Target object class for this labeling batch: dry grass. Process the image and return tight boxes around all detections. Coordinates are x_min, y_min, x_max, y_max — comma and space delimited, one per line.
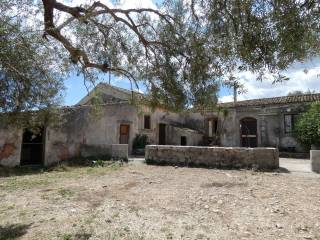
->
0, 162, 319, 239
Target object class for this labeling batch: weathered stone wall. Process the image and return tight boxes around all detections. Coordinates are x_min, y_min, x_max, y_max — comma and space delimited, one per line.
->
45, 103, 139, 166
145, 145, 279, 169
166, 126, 203, 146
311, 150, 320, 173
137, 106, 186, 145
111, 144, 128, 160
195, 103, 308, 152
0, 128, 22, 167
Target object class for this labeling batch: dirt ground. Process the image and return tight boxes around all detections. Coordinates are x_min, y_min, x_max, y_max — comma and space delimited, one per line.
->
0, 160, 319, 240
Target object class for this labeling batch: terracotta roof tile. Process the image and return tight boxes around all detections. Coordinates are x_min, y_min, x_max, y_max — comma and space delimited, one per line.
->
219, 93, 320, 108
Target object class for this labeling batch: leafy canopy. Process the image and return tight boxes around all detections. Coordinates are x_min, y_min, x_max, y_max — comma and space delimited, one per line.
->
1, 0, 320, 112
0, 0, 65, 114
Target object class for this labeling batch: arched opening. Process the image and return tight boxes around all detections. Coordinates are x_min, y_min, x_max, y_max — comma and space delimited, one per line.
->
240, 117, 257, 147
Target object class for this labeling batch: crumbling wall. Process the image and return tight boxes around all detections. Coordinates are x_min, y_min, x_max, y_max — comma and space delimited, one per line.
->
0, 128, 22, 167
111, 144, 128, 160
45, 103, 139, 166
146, 145, 279, 169
166, 126, 203, 146
137, 106, 186, 144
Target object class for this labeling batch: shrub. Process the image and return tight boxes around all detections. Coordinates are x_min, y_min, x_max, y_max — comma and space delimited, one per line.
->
132, 134, 148, 149
294, 102, 320, 149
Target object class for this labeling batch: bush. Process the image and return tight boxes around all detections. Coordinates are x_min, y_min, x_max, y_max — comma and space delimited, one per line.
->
132, 134, 148, 149
294, 102, 320, 149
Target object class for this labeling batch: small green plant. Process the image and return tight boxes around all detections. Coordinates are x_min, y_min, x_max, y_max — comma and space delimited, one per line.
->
61, 234, 72, 240
294, 102, 320, 149
92, 159, 105, 167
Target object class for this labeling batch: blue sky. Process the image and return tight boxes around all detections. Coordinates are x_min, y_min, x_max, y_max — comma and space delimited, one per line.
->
63, 73, 232, 106
64, 57, 320, 106
63, 74, 229, 105
62, 0, 320, 105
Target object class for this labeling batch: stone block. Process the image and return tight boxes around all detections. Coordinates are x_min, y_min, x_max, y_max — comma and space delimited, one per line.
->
145, 145, 278, 170
112, 144, 128, 160
254, 148, 279, 169
311, 150, 320, 173
80, 144, 111, 158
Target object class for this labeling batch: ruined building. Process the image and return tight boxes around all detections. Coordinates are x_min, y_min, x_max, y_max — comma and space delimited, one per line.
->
1, 83, 319, 166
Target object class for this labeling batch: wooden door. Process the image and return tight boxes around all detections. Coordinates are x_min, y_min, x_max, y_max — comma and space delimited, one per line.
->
159, 123, 166, 145
240, 118, 257, 147
119, 124, 130, 144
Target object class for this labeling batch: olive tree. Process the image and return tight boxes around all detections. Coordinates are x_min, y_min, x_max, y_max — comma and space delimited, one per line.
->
1, 0, 320, 113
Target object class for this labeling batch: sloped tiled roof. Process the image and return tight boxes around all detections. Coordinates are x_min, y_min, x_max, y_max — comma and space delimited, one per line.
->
219, 93, 320, 108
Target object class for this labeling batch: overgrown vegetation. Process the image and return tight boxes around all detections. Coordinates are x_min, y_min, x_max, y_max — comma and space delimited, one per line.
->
0, 155, 122, 178
294, 102, 320, 149
133, 134, 149, 149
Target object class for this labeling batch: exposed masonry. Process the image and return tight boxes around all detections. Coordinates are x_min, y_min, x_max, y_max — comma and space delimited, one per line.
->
0, 83, 318, 167
311, 150, 320, 173
145, 145, 279, 170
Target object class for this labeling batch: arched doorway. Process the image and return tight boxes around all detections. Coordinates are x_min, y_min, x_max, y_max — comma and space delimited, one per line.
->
240, 118, 257, 147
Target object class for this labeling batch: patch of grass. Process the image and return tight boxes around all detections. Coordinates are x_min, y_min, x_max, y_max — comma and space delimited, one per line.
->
57, 188, 74, 198
0, 204, 15, 213
61, 234, 72, 240
0, 165, 44, 178
18, 209, 28, 218
0, 162, 123, 192
0, 155, 114, 178
64, 155, 112, 167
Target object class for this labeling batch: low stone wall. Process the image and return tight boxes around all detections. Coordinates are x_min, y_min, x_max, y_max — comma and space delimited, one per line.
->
311, 150, 320, 173
111, 144, 128, 160
145, 145, 279, 169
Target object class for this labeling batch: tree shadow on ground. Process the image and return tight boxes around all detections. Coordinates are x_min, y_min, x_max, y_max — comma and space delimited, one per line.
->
0, 165, 45, 178
0, 223, 31, 240
276, 167, 291, 173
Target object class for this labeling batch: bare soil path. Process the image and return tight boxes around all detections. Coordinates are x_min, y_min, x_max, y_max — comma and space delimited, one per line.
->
0, 160, 319, 240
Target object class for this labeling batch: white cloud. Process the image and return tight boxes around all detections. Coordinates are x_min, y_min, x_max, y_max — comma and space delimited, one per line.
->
62, 0, 157, 9
219, 95, 245, 103
118, 0, 157, 9
219, 57, 320, 103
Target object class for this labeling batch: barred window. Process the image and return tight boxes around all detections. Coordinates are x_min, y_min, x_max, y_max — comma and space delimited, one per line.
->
284, 114, 298, 133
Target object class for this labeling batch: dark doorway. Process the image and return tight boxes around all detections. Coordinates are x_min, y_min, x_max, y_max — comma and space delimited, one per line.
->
21, 128, 45, 165
159, 123, 166, 145
208, 118, 218, 137
119, 124, 130, 144
240, 118, 257, 147
181, 136, 187, 146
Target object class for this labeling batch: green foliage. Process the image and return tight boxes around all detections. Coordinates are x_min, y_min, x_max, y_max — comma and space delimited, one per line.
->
0, 2, 65, 112
91, 159, 106, 168
132, 134, 149, 149
2, 0, 320, 114
0, 1, 67, 127
294, 102, 320, 149
65, 155, 112, 167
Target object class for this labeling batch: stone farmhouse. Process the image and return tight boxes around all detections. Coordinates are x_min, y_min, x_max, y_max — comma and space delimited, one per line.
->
0, 83, 319, 167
